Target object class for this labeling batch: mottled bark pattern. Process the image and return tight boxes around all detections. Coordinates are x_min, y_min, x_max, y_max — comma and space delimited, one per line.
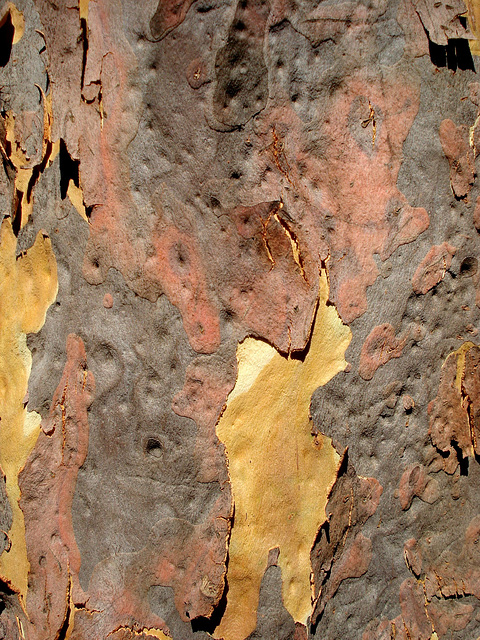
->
0, 0, 480, 639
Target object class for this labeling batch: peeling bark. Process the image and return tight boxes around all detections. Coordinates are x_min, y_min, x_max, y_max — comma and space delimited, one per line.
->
2, 0, 480, 638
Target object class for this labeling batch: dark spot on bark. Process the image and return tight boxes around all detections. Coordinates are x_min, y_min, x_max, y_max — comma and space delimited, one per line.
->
80, 17, 88, 92
11, 190, 22, 236
0, 13, 14, 68
460, 256, 478, 277
145, 437, 163, 457
428, 35, 475, 72
59, 139, 80, 200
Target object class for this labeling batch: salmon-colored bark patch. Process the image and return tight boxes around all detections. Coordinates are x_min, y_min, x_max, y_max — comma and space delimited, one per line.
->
359, 324, 409, 381
412, 242, 456, 294
439, 119, 476, 199
20, 335, 94, 640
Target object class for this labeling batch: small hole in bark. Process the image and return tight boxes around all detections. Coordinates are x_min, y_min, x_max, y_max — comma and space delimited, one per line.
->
145, 437, 163, 458
460, 256, 478, 277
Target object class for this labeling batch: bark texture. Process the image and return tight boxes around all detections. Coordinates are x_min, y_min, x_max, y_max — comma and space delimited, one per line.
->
1, 0, 480, 639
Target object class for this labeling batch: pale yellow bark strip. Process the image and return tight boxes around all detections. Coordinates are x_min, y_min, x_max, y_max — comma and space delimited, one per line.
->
215, 271, 351, 640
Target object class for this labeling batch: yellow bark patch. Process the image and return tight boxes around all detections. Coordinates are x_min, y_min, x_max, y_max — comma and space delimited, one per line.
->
142, 631, 170, 640
0, 219, 58, 599
467, 0, 480, 54
0, 3, 25, 44
3, 92, 57, 230
79, 0, 89, 20
67, 181, 89, 223
453, 340, 475, 392
215, 271, 351, 640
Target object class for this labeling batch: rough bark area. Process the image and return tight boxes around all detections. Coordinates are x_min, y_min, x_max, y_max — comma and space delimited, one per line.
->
1, 0, 480, 639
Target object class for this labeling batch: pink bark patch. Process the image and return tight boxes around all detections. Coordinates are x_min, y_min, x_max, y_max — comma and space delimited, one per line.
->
439, 119, 476, 199
411, 242, 456, 294
359, 323, 408, 381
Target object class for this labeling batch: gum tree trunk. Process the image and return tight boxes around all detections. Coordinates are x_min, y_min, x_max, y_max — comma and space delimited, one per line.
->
1, 1, 480, 639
